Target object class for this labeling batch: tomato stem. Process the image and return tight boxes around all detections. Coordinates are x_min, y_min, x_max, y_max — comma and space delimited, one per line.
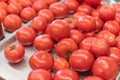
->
66, 51, 72, 60
9, 45, 16, 50
67, 20, 73, 24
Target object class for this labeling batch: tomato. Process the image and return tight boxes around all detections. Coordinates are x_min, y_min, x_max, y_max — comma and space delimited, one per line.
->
115, 12, 120, 24
83, 76, 104, 80
84, 0, 101, 7
0, 8, 7, 21
108, 47, 120, 65
3, 14, 22, 32
55, 38, 78, 59
54, 57, 70, 71
18, 0, 32, 8
28, 69, 52, 80
70, 29, 85, 45
90, 37, 110, 57
32, 0, 48, 12
116, 36, 120, 49
96, 30, 116, 46
91, 9, 99, 17
16, 27, 36, 45
33, 34, 54, 51
103, 20, 120, 35
7, 0, 18, 4
99, 5, 115, 21
64, 0, 79, 13
45, 0, 58, 5
92, 56, 119, 80
4, 43, 25, 63
38, 9, 55, 23
69, 49, 94, 71
29, 51, 54, 70
47, 20, 70, 41
83, 31, 95, 37
76, 15, 96, 32
49, 2, 69, 18
0, 2, 8, 10
77, 4, 93, 15
7, 3, 23, 15
53, 69, 80, 80
20, 7, 36, 22
30, 16, 47, 35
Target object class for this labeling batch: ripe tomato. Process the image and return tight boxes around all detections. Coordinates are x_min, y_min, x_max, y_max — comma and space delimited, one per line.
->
38, 9, 55, 23
49, 2, 69, 18
90, 37, 110, 57
7, 3, 23, 15
115, 12, 120, 24
84, 0, 101, 7
16, 27, 36, 45
29, 51, 54, 70
45, 0, 58, 5
33, 34, 54, 51
70, 29, 85, 45
116, 36, 120, 49
69, 49, 94, 71
92, 56, 119, 80
47, 20, 70, 41
18, 0, 32, 8
83, 76, 104, 80
83, 31, 95, 37
20, 7, 36, 22
64, 0, 79, 13
3, 14, 22, 32
32, 0, 48, 12
28, 69, 52, 80
30, 16, 47, 35
4, 43, 25, 63
91, 9, 99, 17
76, 15, 96, 32
0, 2, 8, 10
53, 69, 80, 80
103, 20, 120, 35
0, 8, 7, 21
7, 0, 18, 4
55, 38, 78, 59
54, 57, 70, 71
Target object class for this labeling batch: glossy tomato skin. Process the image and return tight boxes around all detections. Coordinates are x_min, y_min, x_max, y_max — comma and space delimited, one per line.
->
83, 76, 104, 80
55, 38, 78, 59
3, 14, 22, 32
92, 56, 119, 80
0, 8, 7, 21
16, 27, 36, 45
29, 51, 54, 70
33, 34, 54, 51
4, 43, 25, 63
53, 69, 80, 80
49, 2, 69, 18
18, 0, 32, 8
69, 49, 94, 71
27, 69, 52, 80
84, 0, 101, 7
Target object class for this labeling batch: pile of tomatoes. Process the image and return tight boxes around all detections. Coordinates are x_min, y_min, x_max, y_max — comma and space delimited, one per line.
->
1, 0, 120, 80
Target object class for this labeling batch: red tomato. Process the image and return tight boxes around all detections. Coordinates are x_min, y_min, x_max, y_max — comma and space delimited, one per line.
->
103, 20, 120, 35
90, 37, 110, 57
96, 30, 116, 46
99, 5, 115, 21
3, 14, 22, 32
30, 16, 47, 35
38, 9, 55, 23
4, 43, 25, 63
7, 3, 23, 15
45, 0, 58, 5
53, 69, 80, 80
69, 49, 94, 71
54, 57, 70, 71
0, 2, 8, 10
33, 34, 54, 51
64, 0, 79, 13
18, 0, 32, 8
49, 2, 69, 18
77, 4, 93, 15
28, 69, 52, 80
83, 76, 104, 80
16, 27, 36, 45
0, 8, 7, 21
29, 51, 54, 70
55, 38, 78, 59
76, 15, 96, 32
70, 29, 85, 45
115, 12, 120, 24
47, 20, 70, 41
20, 7, 36, 22
116, 36, 120, 49
91, 9, 99, 17
84, 0, 101, 7
7, 0, 18, 4
83, 31, 95, 38
92, 56, 119, 80
32, 0, 48, 12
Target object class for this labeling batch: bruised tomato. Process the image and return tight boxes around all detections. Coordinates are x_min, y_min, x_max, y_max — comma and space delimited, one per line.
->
0, 8, 7, 21
83, 76, 104, 80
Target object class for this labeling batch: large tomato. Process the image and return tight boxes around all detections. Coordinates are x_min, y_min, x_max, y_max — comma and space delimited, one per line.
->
4, 43, 25, 63
83, 76, 104, 80
84, 0, 101, 7
53, 69, 79, 80
0, 8, 7, 21
92, 56, 119, 80
16, 27, 36, 45
3, 14, 22, 32
29, 51, 54, 70
69, 49, 94, 71
27, 69, 52, 80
